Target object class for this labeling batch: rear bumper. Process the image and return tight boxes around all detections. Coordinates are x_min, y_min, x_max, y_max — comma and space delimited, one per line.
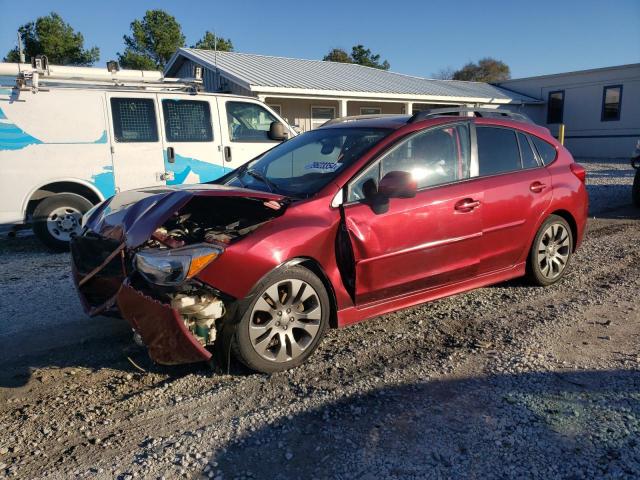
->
71, 237, 213, 365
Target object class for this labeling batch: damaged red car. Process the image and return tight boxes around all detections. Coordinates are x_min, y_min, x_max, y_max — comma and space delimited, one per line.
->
71, 110, 588, 373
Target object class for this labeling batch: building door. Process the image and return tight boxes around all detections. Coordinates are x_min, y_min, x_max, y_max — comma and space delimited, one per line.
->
158, 96, 225, 185
217, 99, 283, 170
106, 93, 166, 191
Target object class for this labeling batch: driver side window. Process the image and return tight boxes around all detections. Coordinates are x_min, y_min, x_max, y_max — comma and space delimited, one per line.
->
226, 101, 278, 142
347, 123, 470, 202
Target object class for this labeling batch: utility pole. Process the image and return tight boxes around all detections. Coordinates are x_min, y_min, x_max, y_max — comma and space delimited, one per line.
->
18, 31, 25, 63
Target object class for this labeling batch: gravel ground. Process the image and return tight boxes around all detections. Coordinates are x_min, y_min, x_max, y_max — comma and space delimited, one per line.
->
0, 158, 638, 479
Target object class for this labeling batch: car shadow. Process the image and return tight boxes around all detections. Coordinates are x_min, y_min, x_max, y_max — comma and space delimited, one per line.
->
204, 369, 640, 479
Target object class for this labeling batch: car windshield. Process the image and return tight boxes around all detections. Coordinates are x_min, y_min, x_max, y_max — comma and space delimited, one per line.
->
221, 127, 391, 197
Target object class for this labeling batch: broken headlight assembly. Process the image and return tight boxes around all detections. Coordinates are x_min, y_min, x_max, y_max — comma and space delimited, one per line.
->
134, 243, 224, 286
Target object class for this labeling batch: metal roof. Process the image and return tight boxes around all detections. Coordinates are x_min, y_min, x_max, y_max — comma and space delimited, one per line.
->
166, 49, 541, 104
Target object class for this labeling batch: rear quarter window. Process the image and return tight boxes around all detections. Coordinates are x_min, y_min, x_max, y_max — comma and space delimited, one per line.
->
531, 136, 557, 165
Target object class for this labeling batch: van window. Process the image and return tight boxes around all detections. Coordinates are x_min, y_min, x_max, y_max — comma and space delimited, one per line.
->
110, 98, 158, 143
226, 102, 278, 142
162, 99, 213, 142
477, 127, 521, 176
517, 132, 539, 169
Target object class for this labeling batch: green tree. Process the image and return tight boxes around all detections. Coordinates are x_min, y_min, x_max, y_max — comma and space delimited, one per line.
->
322, 45, 390, 70
4, 12, 99, 65
350, 45, 390, 70
118, 10, 185, 70
192, 31, 234, 51
323, 48, 351, 63
452, 58, 511, 82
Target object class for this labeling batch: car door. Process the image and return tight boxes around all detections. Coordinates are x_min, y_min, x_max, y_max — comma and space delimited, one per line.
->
342, 122, 484, 306
106, 93, 166, 191
158, 96, 225, 185
473, 123, 552, 273
217, 99, 283, 169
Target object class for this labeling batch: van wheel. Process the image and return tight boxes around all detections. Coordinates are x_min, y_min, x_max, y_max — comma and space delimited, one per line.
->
230, 265, 330, 373
527, 215, 573, 286
33, 193, 93, 251
633, 169, 640, 207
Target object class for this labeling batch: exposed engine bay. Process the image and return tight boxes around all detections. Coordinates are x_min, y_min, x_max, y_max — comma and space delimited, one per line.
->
145, 196, 284, 248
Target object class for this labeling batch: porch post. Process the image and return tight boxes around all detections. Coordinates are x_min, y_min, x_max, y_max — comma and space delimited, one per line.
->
405, 101, 413, 115
338, 98, 348, 118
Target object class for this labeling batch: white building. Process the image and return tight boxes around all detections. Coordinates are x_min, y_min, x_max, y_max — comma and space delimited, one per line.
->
499, 64, 640, 158
164, 49, 539, 133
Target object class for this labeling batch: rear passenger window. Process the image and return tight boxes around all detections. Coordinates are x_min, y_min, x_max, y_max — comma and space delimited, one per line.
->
531, 137, 557, 165
162, 100, 213, 142
517, 132, 539, 169
110, 98, 158, 143
477, 127, 521, 176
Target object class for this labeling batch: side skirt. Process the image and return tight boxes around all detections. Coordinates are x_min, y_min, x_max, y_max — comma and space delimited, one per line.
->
336, 263, 526, 327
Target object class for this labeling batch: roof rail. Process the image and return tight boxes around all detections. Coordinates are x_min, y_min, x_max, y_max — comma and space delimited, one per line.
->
408, 107, 533, 124
323, 114, 406, 126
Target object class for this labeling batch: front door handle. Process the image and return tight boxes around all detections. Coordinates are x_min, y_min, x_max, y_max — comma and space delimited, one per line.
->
530, 181, 547, 193
167, 146, 175, 164
455, 198, 481, 212
224, 146, 232, 162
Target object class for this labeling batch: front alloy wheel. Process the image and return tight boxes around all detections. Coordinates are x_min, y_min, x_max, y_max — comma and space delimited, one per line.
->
528, 215, 573, 286
231, 265, 330, 373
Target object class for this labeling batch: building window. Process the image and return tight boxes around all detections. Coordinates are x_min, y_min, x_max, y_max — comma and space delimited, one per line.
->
601, 85, 622, 121
546, 90, 564, 124
360, 106, 382, 115
311, 106, 336, 129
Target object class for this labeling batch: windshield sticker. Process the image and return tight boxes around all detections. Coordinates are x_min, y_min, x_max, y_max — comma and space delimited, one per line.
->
304, 161, 341, 172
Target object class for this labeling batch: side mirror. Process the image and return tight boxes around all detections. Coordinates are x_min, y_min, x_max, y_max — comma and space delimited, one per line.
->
268, 121, 288, 141
378, 171, 417, 199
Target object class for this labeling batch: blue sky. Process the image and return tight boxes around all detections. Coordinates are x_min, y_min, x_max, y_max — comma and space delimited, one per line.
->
1, 0, 638, 78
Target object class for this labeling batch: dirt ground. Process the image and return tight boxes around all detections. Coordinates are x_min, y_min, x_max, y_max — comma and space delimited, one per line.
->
0, 158, 638, 479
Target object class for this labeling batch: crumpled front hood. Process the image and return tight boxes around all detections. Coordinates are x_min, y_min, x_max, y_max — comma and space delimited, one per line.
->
84, 184, 285, 248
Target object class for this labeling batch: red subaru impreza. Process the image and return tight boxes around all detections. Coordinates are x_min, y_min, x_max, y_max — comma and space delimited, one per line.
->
72, 111, 588, 373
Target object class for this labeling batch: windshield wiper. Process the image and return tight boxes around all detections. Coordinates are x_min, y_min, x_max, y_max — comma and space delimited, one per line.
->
245, 169, 278, 193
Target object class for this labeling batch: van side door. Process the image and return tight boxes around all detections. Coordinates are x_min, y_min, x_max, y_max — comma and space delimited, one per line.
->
158, 96, 225, 185
106, 92, 166, 191
217, 99, 285, 169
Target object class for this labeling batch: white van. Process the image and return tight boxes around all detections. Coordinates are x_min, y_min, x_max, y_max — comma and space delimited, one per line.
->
0, 63, 295, 249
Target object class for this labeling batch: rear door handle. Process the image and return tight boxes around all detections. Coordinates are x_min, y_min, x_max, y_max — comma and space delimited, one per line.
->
530, 181, 547, 193
454, 198, 481, 212
167, 146, 175, 164
224, 146, 232, 162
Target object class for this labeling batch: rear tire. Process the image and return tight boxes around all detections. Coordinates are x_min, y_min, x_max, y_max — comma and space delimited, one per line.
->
230, 265, 330, 373
33, 193, 93, 252
527, 215, 573, 286
632, 169, 640, 208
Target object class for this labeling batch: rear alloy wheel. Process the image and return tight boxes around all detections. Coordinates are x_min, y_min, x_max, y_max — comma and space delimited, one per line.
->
528, 215, 573, 286
33, 193, 93, 251
232, 265, 330, 373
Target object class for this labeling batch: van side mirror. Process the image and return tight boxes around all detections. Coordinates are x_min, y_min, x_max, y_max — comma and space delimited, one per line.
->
268, 121, 288, 141
378, 171, 417, 199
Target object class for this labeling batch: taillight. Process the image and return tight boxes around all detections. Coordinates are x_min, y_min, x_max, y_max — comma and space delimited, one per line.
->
570, 163, 586, 183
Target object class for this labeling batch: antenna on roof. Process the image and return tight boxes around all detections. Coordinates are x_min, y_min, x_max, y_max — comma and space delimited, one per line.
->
213, 31, 219, 90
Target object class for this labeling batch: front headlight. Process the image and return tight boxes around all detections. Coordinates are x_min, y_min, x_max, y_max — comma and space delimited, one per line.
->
134, 243, 223, 286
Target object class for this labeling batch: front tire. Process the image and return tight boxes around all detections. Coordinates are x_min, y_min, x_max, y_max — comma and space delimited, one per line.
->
33, 193, 93, 251
231, 265, 330, 373
527, 215, 573, 286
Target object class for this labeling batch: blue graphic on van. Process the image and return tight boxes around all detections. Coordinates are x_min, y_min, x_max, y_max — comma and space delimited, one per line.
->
0, 106, 108, 150
91, 165, 116, 198
164, 150, 230, 185
0, 119, 43, 150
